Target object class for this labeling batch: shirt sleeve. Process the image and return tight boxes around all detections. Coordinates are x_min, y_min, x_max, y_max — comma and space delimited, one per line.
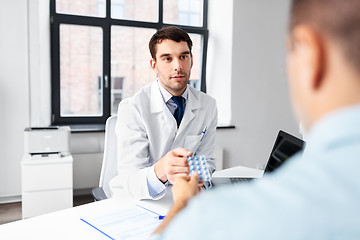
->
147, 165, 166, 199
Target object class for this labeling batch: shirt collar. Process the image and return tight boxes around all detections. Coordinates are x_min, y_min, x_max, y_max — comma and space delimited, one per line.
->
305, 103, 360, 153
157, 79, 188, 103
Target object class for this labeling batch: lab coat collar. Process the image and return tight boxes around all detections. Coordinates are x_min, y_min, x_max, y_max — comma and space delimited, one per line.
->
150, 81, 178, 135
150, 81, 200, 134
157, 80, 189, 104
151, 81, 166, 113
177, 86, 201, 134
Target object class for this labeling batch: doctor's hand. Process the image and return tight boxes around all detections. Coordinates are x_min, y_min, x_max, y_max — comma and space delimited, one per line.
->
154, 148, 192, 184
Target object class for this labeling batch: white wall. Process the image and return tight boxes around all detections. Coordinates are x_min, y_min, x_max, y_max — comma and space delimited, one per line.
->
0, 0, 104, 201
206, 0, 233, 125
209, 0, 299, 169
0, 0, 30, 201
28, 0, 51, 127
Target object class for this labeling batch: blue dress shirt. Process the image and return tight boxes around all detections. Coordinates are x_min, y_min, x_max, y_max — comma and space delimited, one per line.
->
154, 104, 360, 239
157, 80, 188, 116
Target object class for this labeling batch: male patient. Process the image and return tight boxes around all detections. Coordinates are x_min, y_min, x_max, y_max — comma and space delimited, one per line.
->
109, 26, 217, 200
152, 0, 360, 238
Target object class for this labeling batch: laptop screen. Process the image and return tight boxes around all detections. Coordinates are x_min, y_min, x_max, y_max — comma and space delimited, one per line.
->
264, 130, 305, 173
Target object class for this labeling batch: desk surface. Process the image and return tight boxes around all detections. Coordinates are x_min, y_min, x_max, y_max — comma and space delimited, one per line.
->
0, 188, 173, 240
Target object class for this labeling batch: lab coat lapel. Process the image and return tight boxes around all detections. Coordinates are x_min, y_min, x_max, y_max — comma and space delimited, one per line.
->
177, 87, 200, 134
150, 82, 177, 133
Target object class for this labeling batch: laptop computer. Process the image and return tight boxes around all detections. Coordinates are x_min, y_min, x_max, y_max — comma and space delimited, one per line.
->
211, 130, 305, 186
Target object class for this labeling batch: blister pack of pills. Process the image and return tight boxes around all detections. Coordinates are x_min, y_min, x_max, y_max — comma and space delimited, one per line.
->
187, 155, 211, 181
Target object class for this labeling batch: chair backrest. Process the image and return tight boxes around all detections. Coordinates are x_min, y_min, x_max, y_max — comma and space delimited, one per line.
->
99, 115, 118, 198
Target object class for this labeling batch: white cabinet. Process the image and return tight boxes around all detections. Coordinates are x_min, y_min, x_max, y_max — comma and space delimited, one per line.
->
21, 155, 73, 219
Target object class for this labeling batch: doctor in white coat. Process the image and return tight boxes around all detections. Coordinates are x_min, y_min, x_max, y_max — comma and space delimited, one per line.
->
109, 26, 218, 200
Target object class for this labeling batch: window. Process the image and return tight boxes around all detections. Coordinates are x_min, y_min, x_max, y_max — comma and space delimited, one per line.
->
51, 0, 208, 125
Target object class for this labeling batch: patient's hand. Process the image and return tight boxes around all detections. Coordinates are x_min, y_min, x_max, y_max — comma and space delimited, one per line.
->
172, 173, 200, 204
153, 173, 200, 235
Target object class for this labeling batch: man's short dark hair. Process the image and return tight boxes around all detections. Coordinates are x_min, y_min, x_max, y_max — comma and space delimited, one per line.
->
290, 0, 360, 71
149, 26, 193, 60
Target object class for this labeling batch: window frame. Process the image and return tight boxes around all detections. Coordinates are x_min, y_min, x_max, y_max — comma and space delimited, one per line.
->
50, 0, 209, 125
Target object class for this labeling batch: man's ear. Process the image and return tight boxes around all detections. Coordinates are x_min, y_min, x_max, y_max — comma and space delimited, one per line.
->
292, 25, 325, 90
190, 53, 193, 68
150, 58, 157, 71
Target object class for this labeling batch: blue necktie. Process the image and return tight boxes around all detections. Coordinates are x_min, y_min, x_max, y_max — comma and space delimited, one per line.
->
171, 96, 185, 127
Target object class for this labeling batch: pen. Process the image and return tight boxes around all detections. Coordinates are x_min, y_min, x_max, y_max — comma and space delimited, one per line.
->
136, 204, 165, 220
200, 127, 207, 142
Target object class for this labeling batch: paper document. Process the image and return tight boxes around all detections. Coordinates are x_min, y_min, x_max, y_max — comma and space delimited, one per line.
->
136, 187, 173, 216
81, 205, 162, 240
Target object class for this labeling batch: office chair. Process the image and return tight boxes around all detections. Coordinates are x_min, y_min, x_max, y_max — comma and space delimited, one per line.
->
92, 116, 118, 201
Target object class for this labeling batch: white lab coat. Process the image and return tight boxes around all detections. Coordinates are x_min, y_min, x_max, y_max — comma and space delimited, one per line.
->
109, 81, 218, 200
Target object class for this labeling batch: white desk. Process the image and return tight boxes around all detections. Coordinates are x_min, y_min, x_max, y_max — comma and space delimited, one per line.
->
0, 188, 173, 240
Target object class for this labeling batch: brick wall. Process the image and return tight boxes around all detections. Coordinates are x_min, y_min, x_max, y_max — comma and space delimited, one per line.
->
57, 0, 202, 116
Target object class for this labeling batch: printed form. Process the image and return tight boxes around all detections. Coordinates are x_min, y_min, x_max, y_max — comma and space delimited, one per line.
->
81, 205, 161, 240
